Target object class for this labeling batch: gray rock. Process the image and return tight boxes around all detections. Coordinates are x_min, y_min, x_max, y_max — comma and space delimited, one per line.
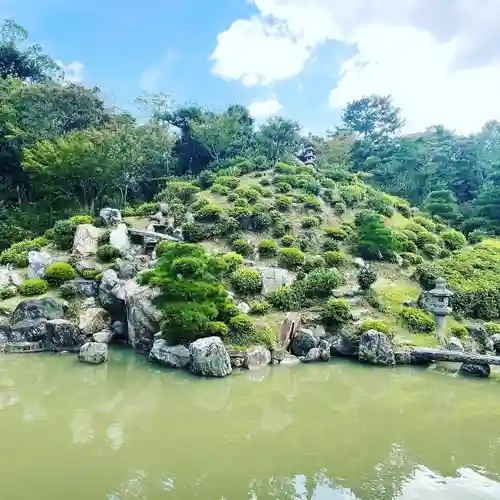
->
149, 340, 191, 369
78, 342, 108, 364
244, 346, 272, 369
0, 333, 6, 352
354, 258, 365, 268
79, 307, 110, 336
447, 337, 464, 352
45, 319, 85, 352
490, 333, 500, 352
459, 363, 490, 378
280, 354, 301, 366
185, 212, 195, 224
109, 223, 130, 252
10, 318, 47, 343
394, 348, 412, 365
73, 224, 100, 256
125, 284, 161, 352
166, 216, 175, 231
358, 330, 395, 366
27, 251, 54, 279
11, 298, 67, 325
394, 254, 404, 267
9, 270, 23, 287
0, 316, 9, 336
278, 312, 301, 348
72, 278, 98, 298
466, 324, 490, 353
189, 336, 232, 377
150, 211, 164, 223
228, 348, 246, 368
238, 302, 250, 314
76, 261, 103, 274
302, 347, 321, 362
258, 267, 293, 296
330, 333, 358, 357
159, 203, 169, 216
173, 227, 183, 240
0, 267, 9, 287
98, 270, 125, 315
290, 329, 317, 357
111, 321, 126, 338
93, 329, 114, 343
99, 207, 121, 227
311, 324, 327, 341
227, 291, 236, 301
318, 338, 330, 350
116, 258, 140, 280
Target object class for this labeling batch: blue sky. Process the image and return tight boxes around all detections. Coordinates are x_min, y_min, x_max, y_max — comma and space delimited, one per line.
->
3, 0, 500, 135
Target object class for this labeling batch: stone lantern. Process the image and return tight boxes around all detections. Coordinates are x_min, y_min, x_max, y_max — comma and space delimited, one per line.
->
303, 142, 316, 166
427, 277, 453, 344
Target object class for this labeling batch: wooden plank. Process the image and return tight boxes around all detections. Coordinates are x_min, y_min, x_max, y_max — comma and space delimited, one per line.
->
410, 347, 500, 365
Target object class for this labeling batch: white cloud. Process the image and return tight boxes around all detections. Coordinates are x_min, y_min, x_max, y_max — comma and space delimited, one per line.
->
212, 0, 500, 133
140, 51, 177, 92
57, 60, 85, 84
248, 98, 283, 118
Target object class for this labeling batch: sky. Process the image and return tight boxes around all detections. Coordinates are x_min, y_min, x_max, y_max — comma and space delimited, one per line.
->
3, 0, 500, 135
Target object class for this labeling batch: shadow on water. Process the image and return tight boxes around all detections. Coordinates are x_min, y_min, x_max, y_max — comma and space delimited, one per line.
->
1, 349, 500, 499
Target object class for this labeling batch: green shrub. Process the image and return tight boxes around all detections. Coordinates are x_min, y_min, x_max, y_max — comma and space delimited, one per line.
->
358, 319, 392, 336
267, 286, 301, 311
96, 244, 123, 263
259, 177, 271, 186
303, 195, 322, 211
322, 239, 339, 252
134, 202, 160, 216
159, 180, 201, 203
303, 255, 326, 273
484, 322, 500, 335
297, 268, 344, 299
450, 324, 468, 340
278, 247, 305, 269
280, 234, 295, 247
235, 187, 260, 203
196, 204, 223, 222
198, 171, 217, 188
275, 195, 292, 212
393, 198, 412, 218
0, 285, 17, 300
301, 216, 320, 229
414, 216, 436, 232
210, 184, 229, 196
400, 307, 435, 333
340, 184, 365, 208
218, 299, 240, 322
441, 229, 466, 250
44, 262, 76, 285
81, 268, 101, 280
258, 239, 278, 258
324, 227, 348, 240
215, 175, 240, 190
334, 202, 346, 215
205, 321, 229, 337
221, 252, 244, 271
468, 229, 489, 244
357, 265, 377, 290
249, 300, 270, 315
423, 243, 442, 259
354, 212, 400, 260
367, 195, 394, 217
227, 193, 238, 203
417, 230, 441, 247
69, 215, 93, 225
230, 268, 262, 295
18, 278, 48, 297
275, 162, 296, 174
321, 298, 350, 327
250, 207, 273, 232
52, 220, 78, 250
303, 179, 321, 195
98, 231, 111, 246
231, 239, 253, 258
228, 314, 257, 345
59, 282, 77, 299
0, 236, 49, 267
322, 251, 346, 267
400, 252, 423, 266
275, 182, 292, 194
180, 222, 205, 243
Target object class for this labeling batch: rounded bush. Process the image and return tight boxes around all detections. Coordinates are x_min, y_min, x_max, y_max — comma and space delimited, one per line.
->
210, 183, 230, 196
231, 239, 253, 258
278, 247, 305, 269
297, 268, 344, 299
334, 202, 346, 215
235, 187, 260, 203
275, 182, 292, 194
52, 220, 78, 250
414, 216, 436, 232
400, 252, 423, 266
69, 215, 93, 225
280, 234, 295, 247
249, 300, 270, 315
357, 265, 377, 290
267, 286, 300, 311
323, 238, 340, 251
423, 243, 441, 259
230, 268, 262, 295
205, 321, 229, 337
301, 216, 320, 229
217, 299, 240, 322
321, 298, 350, 327
322, 251, 346, 268
450, 324, 468, 340
196, 204, 223, 222
18, 278, 48, 297
222, 251, 244, 271
303, 255, 326, 273
484, 322, 500, 335
400, 307, 435, 333
134, 202, 160, 216
59, 282, 77, 299
358, 319, 393, 338
227, 193, 238, 202
441, 229, 466, 250
275, 195, 292, 212
303, 179, 321, 195
98, 231, 111, 246
96, 244, 123, 263
44, 262, 76, 285
0, 285, 17, 300
228, 314, 257, 344
303, 195, 322, 211
215, 175, 240, 190
324, 227, 348, 240
182, 222, 207, 243
81, 268, 101, 280
259, 177, 271, 186
258, 239, 278, 258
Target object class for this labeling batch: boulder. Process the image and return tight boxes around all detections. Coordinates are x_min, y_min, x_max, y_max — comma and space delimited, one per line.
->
301, 347, 321, 362
72, 279, 98, 298
228, 348, 246, 368
358, 330, 395, 366
244, 346, 272, 369
0, 268, 22, 287
185, 212, 195, 224
330, 333, 358, 357
78, 342, 108, 364
310, 324, 327, 341
98, 270, 126, 315
93, 329, 114, 343
116, 258, 140, 280
159, 203, 169, 216
109, 223, 130, 252
279, 312, 301, 348
76, 261, 103, 275
490, 333, 500, 352
149, 340, 191, 369
459, 363, 490, 378
258, 267, 293, 295
11, 298, 67, 325
27, 251, 54, 279
238, 302, 250, 314
111, 320, 126, 338
394, 348, 412, 365
45, 319, 85, 352
189, 336, 232, 377
354, 258, 365, 268
79, 308, 110, 336
173, 227, 183, 240
10, 318, 47, 343
100, 207, 122, 227
125, 283, 161, 352
290, 328, 317, 357
0, 333, 6, 352
280, 354, 301, 366
0, 316, 9, 336
446, 337, 464, 352
73, 224, 100, 256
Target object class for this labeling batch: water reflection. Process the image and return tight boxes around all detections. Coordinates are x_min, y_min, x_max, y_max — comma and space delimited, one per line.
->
1, 350, 500, 499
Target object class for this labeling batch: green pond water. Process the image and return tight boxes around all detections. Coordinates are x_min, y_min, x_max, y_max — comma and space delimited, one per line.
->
1, 350, 500, 500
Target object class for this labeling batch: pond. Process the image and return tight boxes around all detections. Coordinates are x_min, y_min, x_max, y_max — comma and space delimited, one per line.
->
1, 349, 500, 499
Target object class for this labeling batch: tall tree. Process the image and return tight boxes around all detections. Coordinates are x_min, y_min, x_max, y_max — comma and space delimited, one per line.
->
258, 116, 301, 167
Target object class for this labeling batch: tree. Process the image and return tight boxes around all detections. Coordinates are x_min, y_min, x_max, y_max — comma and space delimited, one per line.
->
258, 116, 301, 167
472, 163, 500, 229
354, 211, 400, 260
424, 190, 460, 224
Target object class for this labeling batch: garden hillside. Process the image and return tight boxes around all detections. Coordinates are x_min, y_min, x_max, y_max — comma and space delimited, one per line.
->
3, 19, 500, 361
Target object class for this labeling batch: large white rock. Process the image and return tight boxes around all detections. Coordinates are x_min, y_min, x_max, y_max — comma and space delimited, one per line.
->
79, 308, 110, 336
78, 342, 108, 364
244, 346, 272, 369
189, 336, 232, 377
73, 224, 100, 256
109, 223, 130, 252
93, 329, 114, 343
149, 339, 191, 369
258, 267, 293, 296
27, 251, 54, 279
99, 207, 121, 227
